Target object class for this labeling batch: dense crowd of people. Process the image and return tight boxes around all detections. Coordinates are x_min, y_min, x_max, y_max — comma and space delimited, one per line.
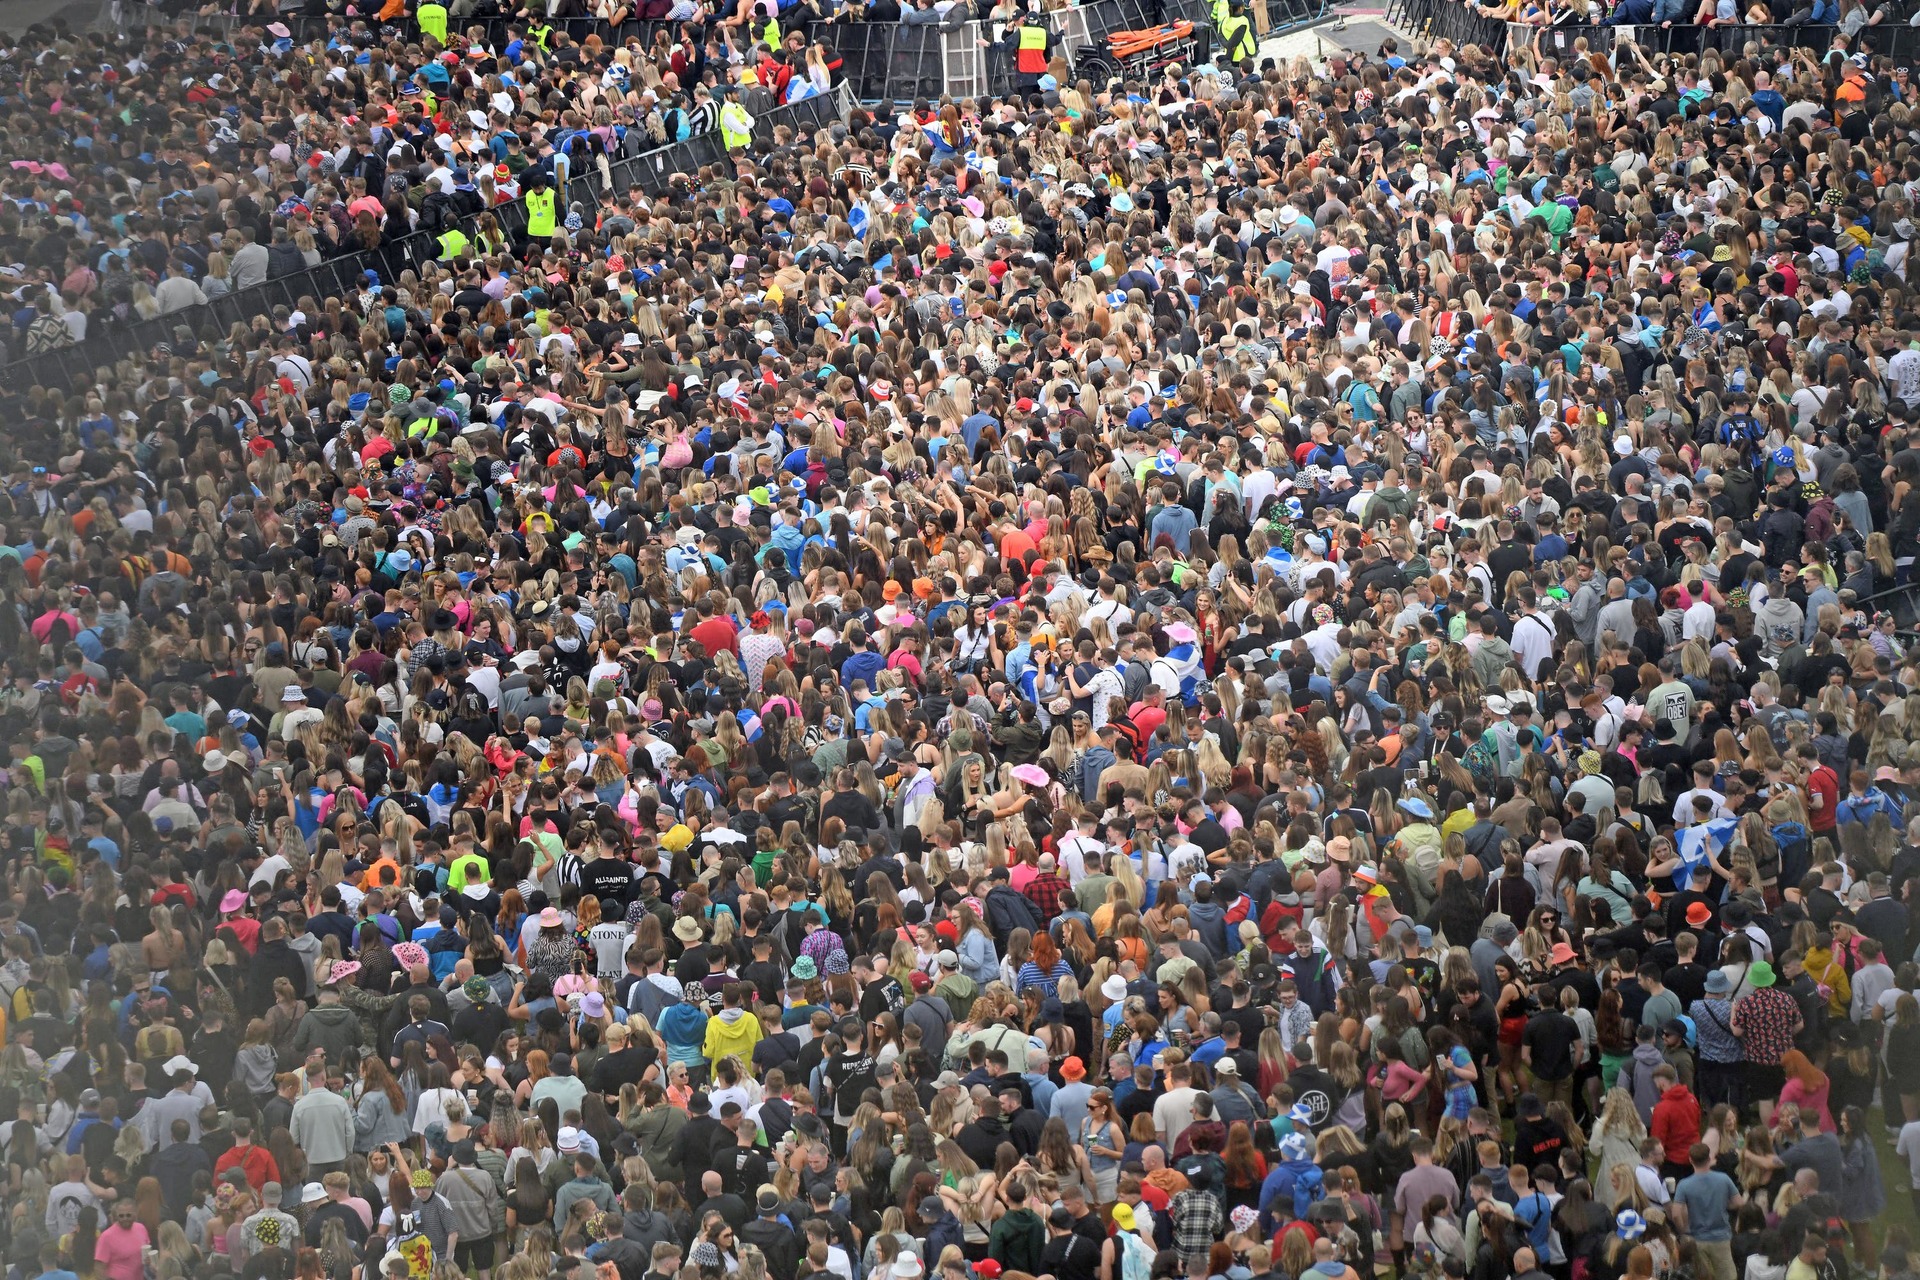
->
9, 5, 1920, 1280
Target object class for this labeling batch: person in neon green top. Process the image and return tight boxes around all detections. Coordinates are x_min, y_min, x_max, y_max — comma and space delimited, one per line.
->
718, 87, 754, 151
416, 0, 447, 44
447, 847, 489, 892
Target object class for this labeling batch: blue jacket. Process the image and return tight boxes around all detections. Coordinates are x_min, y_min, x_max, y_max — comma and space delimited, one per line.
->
657, 1002, 710, 1067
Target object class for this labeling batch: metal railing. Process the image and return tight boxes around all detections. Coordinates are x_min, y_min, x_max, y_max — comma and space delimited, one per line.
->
0, 81, 852, 395
1386, 0, 1511, 50
1504, 19, 1920, 59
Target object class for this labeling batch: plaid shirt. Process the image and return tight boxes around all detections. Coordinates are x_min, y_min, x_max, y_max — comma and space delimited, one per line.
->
1170, 1189, 1223, 1267
1023, 872, 1066, 922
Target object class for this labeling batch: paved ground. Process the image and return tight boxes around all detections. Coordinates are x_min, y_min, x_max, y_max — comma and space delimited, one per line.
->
1254, 8, 1404, 63
7, 0, 106, 33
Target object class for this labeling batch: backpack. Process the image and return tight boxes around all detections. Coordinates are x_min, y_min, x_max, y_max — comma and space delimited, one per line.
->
1464, 734, 1500, 788
985, 886, 1043, 942
1771, 821, 1812, 888
1282, 1161, 1325, 1220
1116, 1228, 1156, 1280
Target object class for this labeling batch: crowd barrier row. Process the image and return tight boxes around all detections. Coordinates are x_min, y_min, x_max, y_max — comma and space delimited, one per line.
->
3, 80, 854, 395
1393, 0, 1920, 59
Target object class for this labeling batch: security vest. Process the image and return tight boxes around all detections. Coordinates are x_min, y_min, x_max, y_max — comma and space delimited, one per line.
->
525, 186, 557, 238
759, 15, 779, 46
719, 101, 753, 151
1211, 0, 1231, 24
529, 21, 553, 51
1016, 22, 1048, 74
1220, 12, 1253, 59
437, 224, 470, 259
417, 1, 447, 43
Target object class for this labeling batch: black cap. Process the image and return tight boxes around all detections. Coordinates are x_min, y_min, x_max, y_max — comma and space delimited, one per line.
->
758, 1190, 781, 1214
688, 1091, 711, 1113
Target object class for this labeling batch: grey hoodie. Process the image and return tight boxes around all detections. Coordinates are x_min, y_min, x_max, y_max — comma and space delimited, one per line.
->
1755, 596, 1804, 658
290, 1002, 363, 1066
1628, 1041, 1668, 1123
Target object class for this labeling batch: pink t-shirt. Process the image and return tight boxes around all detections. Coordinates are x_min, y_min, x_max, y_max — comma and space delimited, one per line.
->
95, 1222, 150, 1280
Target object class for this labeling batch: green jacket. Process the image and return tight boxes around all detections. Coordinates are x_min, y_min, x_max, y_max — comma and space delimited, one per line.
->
989, 1208, 1046, 1274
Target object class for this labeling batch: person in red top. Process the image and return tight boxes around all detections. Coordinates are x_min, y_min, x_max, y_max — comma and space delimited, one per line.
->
998, 516, 1037, 568
689, 599, 739, 659
1129, 685, 1169, 745
1800, 743, 1839, 835
212, 1116, 281, 1192
1649, 1065, 1701, 1179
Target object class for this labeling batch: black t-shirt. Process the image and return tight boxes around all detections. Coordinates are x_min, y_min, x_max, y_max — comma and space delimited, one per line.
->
825, 1049, 876, 1123
1041, 1230, 1101, 1280
1521, 1009, 1580, 1080
580, 857, 636, 908
590, 1044, 657, 1094
859, 976, 906, 1024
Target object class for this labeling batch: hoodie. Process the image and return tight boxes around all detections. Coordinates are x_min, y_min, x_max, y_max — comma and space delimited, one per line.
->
1755, 595, 1804, 658
290, 1003, 364, 1066
1650, 1084, 1701, 1166
1628, 1041, 1668, 1124
1187, 897, 1230, 958
622, 1206, 679, 1257
658, 1001, 710, 1068
702, 1005, 763, 1068
934, 972, 978, 1021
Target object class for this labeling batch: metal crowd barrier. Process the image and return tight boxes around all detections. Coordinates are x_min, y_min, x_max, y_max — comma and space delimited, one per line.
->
0, 80, 852, 394
1387, 0, 1510, 50
1505, 19, 1920, 59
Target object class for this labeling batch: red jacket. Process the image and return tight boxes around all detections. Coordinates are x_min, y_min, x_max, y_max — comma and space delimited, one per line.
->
1651, 1084, 1701, 1165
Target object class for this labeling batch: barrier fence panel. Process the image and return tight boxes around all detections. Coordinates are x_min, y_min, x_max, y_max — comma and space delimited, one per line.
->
0, 41, 852, 393
1388, 0, 1509, 50
1505, 20, 1920, 59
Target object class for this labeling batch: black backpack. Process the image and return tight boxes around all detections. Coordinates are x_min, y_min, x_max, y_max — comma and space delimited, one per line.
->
985, 886, 1043, 942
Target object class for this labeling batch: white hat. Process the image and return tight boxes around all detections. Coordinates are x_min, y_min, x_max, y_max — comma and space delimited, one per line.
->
301, 1182, 328, 1205
557, 1126, 582, 1153
1100, 974, 1128, 1002
1484, 694, 1511, 716
202, 750, 228, 772
161, 1055, 198, 1077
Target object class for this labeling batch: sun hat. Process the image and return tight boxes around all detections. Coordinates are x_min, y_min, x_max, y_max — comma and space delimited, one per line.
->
463, 975, 490, 1001
392, 942, 429, 970
1749, 960, 1777, 988
1100, 974, 1127, 1001
1061, 1057, 1087, 1080
218, 889, 246, 914
1686, 902, 1713, 927
538, 907, 564, 928
792, 956, 818, 981
1164, 622, 1197, 644
202, 750, 228, 772
1616, 1209, 1646, 1239
1703, 970, 1733, 994
1548, 942, 1578, 965
673, 916, 703, 943
1011, 763, 1050, 787
329, 961, 362, 984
